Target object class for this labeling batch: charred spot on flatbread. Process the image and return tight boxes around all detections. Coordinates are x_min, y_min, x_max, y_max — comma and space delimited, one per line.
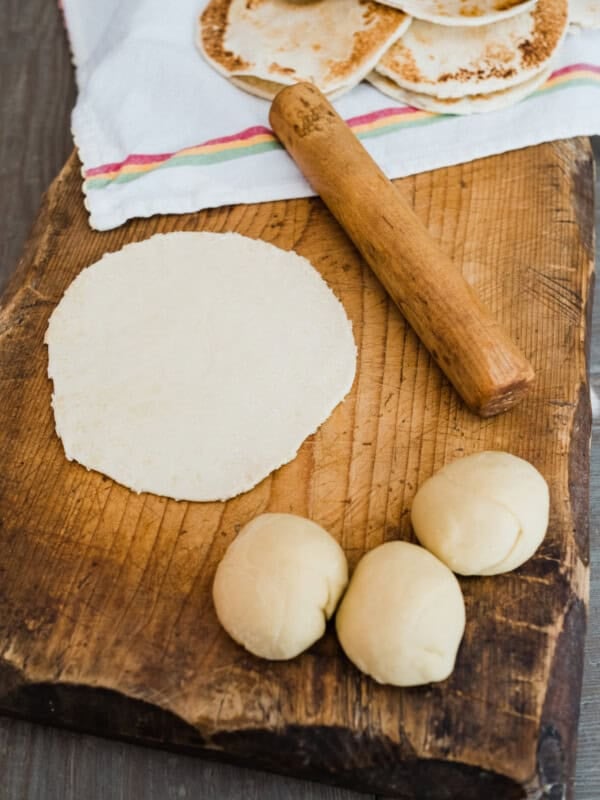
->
200, 0, 251, 72
458, 4, 487, 17
494, 0, 526, 10
438, 65, 518, 85
518, 0, 568, 69
325, 2, 408, 82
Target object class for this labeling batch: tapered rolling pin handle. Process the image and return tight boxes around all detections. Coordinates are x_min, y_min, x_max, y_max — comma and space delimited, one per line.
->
269, 83, 534, 417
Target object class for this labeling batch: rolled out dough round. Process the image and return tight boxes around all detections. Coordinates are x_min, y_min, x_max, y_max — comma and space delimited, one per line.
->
45, 232, 357, 502
213, 513, 348, 660
411, 451, 549, 575
335, 541, 465, 686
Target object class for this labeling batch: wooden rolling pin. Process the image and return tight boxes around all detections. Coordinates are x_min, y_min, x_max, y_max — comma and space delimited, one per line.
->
269, 83, 535, 417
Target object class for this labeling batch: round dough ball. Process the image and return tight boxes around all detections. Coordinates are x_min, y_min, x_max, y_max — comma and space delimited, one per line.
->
335, 542, 465, 686
213, 513, 348, 660
411, 451, 549, 576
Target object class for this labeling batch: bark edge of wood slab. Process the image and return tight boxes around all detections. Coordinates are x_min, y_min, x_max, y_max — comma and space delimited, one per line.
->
269, 82, 535, 418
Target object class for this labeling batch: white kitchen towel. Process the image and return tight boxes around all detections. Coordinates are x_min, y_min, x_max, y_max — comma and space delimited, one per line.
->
62, 0, 600, 231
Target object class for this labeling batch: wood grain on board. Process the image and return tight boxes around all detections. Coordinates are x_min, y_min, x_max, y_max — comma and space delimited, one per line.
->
270, 83, 535, 417
0, 140, 594, 799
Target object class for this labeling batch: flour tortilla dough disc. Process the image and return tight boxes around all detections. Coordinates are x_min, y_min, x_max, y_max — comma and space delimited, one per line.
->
376, 0, 568, 98
375, 0, 536, 27
45, 233, 357, 502
569, 0, 600, 28
367, 64, 551, 114
198, 0, 411, 95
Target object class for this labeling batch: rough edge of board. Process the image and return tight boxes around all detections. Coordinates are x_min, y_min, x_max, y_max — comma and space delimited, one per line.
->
533, 144, 595, 800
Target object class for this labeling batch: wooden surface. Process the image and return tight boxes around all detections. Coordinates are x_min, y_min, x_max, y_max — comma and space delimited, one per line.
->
0, 3, 598, 799
270, 83, 535, 417
0, 140, 594, 799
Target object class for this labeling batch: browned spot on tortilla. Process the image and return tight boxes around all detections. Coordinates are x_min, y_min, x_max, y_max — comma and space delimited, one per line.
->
485, 43, 516, 64
438, 64, 517, 83
326, 2, 407, 82
200, 0, 251, 72
360, 0, 380, 25
458, 5, 485, 16
376, 44, 423, 86
494, 0, 526, 9
269, 62, 297, 77
427, 94, 461, 105
518, 0, 568, 69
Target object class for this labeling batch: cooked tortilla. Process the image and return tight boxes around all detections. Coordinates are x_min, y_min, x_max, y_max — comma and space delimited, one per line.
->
367, 65, 551, 114
375, 0, 536, 27
376, 0, 567, 98
198, 0, 411, 96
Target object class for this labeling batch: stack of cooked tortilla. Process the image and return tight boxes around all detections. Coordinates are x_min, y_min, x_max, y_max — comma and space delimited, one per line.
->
197, 0, 593, 115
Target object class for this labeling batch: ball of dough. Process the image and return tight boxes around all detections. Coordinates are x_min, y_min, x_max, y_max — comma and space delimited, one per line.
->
335, 542, 465, 686
411, 451, 549, 576
213, 513, 348, 660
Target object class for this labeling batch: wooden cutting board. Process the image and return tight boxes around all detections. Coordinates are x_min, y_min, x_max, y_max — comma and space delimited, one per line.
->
0, 140, 594, 799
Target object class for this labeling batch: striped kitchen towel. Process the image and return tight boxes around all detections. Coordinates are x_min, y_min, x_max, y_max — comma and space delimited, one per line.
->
62, 0, 600, 231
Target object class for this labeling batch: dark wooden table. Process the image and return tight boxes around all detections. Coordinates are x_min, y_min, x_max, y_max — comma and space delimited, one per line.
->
1, 2, 598, 797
